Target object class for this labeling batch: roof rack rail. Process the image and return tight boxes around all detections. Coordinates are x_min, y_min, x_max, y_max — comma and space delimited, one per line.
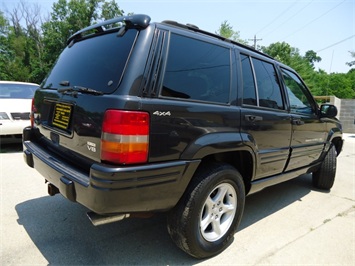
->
67, 14, 151, 45
161, 19, 273, 59
162, 20, 199, 30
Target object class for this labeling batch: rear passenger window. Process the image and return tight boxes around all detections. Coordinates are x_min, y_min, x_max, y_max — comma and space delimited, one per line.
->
241, 54, 284, 110
241, 54, 257, 106
252, 58, 284, 110
161, 34, 230, 104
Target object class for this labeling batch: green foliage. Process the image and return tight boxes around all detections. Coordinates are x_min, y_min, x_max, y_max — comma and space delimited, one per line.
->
42, 0, 124, 70
0, 11, 11, 80
261, 42, 293, 65
101, 0, 124, 21
346, 51, 355, 67
304, 50, 321, 67
216, 20, 247, 44
311, 71, 354, 99
261, 42, 355, 99
0, 0, 123, 84
0, 7, 43, 82
1, 4, 354, 99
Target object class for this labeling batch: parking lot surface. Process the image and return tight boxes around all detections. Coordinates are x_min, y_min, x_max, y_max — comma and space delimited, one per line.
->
1, 134, 354, 265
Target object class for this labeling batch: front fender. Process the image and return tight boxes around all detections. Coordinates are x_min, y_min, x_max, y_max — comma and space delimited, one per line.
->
324, 121, 343, 156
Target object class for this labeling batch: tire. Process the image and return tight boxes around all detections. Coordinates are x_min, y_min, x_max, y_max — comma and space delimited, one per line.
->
167, 163, 245, 259
312, 145, 337, 190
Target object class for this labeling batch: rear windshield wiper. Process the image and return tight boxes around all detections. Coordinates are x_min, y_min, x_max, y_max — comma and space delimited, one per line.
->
58, 86, 103, 96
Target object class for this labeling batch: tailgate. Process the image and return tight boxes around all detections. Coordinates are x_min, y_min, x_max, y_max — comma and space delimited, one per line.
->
34, 93, 104, 162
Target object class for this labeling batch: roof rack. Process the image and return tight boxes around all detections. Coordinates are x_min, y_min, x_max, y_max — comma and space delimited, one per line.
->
162, 20, 199, 30
161, 19, 273, 59
67, 14, 151, 45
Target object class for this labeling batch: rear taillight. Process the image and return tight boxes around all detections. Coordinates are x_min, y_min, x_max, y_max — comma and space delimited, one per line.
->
30, 98, 35, 127
101, 110, 149, 165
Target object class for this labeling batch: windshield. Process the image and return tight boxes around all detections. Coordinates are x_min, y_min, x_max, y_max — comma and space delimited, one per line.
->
42, 30, 138, 94
0, 83, 38, 99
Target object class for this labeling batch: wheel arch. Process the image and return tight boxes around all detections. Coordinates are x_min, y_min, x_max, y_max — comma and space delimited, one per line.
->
200, 151, 254, 194
331, 136, 343, 156
326, 127, 343, 156
180, 133, 256, 194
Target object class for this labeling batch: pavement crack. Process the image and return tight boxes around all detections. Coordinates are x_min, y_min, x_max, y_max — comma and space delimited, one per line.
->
254, 205, 355, 265
309, 205, 354, 232
332, 194, 355, 203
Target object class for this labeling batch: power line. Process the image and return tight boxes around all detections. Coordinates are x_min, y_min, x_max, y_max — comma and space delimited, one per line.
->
316, 34, 355, 53
262, 0, 315, 39
280, 0, 346, 41
255, 0, 298, 35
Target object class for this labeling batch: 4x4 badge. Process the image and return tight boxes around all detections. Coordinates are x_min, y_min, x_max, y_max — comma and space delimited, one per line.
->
153, 111, 171, 116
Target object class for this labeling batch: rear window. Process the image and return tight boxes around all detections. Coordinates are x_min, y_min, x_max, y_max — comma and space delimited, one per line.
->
42, 30, 138, 94
0, 83, 37, 99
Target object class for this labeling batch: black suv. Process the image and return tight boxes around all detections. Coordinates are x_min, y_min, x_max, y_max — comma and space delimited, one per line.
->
23, 14, 343, 258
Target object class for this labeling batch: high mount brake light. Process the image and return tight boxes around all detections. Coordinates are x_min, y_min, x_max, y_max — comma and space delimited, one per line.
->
101, 110, 149, 165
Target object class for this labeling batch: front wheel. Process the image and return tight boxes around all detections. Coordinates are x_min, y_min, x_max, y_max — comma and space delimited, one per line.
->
167, 163, 245, 258
312, 145, 337, 190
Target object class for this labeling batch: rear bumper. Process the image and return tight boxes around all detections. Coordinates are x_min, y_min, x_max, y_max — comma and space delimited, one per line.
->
23, 128, 199, 214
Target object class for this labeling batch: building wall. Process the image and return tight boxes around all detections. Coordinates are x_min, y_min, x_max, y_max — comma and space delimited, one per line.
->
339, 99, 355, 133
314, 96, 355, 133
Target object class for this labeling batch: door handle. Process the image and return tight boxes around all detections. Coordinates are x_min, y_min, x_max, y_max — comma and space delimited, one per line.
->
292, 119, 305, 125
245, 115, 263, 122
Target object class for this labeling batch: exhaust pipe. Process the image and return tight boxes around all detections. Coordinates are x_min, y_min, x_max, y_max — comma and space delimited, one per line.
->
48, 183, 59, 196
87, 211, 130, 226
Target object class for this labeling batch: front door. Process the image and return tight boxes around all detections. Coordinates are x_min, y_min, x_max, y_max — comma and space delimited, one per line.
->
281, 68, 326, 171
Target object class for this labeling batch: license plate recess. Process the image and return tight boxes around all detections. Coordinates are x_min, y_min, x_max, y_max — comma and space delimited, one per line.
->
52, 103, 72, 131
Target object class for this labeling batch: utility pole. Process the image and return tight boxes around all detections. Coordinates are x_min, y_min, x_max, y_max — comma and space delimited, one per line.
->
248, 35, 262, 49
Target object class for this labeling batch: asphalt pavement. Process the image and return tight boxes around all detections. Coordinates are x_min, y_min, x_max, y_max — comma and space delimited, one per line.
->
1, 134, 354, 265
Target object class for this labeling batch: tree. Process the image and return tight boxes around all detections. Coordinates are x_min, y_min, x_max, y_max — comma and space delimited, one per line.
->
261, 42, 293, 65
0, 11, 11, 80
42, 0, 124, 71
346, 51, 355, 67
327, 73, 355, 98
0, 2, 45, 82
261, 42, 321, 91
0, 0, 125, 83
216, 20, 247, 44
304, 50, 321, 68
101, 0, 124, 21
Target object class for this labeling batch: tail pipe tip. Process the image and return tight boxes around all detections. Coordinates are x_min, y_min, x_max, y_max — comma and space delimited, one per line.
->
48, 183, 60, 196
87, 211, 130, 226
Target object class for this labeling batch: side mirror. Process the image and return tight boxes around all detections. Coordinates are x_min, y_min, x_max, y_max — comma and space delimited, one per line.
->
320, 104, 338, 118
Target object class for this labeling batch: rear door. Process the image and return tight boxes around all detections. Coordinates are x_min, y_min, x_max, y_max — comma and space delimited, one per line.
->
280, 68, 326, 171
240, 54, 292, 179
146, 30, 238, 162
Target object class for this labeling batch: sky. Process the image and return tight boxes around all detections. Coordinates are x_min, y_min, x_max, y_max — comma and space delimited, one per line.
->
2, 0, 355, 74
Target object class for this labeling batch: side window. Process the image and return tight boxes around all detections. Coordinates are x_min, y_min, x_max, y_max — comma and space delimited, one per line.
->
161, 34, 230, 103
281, 68, 315, 114
241, 54, 257, 106
252, 58, 284, 110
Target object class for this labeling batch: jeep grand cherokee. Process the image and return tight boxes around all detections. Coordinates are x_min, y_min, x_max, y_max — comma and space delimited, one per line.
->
23, 14, 343, 258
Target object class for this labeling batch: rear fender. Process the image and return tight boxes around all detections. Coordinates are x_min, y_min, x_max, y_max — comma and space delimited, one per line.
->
180, 132, 257, 194
180, 132, 249, 160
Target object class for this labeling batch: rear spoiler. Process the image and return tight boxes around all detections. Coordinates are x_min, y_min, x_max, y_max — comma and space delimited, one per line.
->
67, 14, 151, 45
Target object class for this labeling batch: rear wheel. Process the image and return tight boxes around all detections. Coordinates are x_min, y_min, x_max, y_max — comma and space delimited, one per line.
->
312, 145, 337, 190
167, 163, 245, 258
